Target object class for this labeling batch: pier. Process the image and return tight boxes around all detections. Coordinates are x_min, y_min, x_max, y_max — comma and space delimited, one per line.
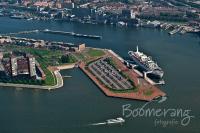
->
62, 76, 72, 78
107, 49, 165, 85
1, 30, 39, 36
79, 49, 166, 101
42, 29, 102, 40
0, 29, 102, 40
169, 27, 182, 35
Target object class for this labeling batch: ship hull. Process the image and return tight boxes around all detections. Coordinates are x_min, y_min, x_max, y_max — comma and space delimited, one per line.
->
128, 52, 164, 78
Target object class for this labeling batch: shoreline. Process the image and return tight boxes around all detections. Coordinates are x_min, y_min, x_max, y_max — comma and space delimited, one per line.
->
0, 63, 76, 90
79, 49, 166, 101
0, 70, 63, 90
0, 16, 198, 37
0, 47, 166, 101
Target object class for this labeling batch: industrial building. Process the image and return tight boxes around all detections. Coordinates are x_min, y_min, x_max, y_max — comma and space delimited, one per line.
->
0, 54, 45, 80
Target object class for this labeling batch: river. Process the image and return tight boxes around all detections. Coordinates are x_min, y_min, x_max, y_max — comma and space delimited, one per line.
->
0, 17, 199, 133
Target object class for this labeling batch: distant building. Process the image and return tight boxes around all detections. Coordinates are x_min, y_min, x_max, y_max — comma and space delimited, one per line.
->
122, 9, 135, 19
72, 7, 91, 18
55, 0, 62, 8
78, 43, 86, 51
32, 40, 45, 48
0, 36, 12, 44
34, 1, 51, 7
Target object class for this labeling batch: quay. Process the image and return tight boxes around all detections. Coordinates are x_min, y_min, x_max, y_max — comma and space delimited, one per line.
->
56, 63, 76, 70
1, 30, 39, 36
79, 49, 166, 101
0, 29, 102, 40
0, 64, 76, 90
0, 70, 63, 90
42, 29, 102, 40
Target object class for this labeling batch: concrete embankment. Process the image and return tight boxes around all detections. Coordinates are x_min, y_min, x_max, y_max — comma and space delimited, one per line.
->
56, 63, 76, 70
107, 49, 164, 85
0, 63, 76, 90
0, 70, 63, 90
79, 49, 166, 101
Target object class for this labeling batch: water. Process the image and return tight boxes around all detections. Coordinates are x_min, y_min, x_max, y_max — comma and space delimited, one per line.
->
0, 17, 199, 133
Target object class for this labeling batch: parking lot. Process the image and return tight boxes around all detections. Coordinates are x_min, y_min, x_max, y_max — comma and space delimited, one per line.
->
88, 58, 133, 90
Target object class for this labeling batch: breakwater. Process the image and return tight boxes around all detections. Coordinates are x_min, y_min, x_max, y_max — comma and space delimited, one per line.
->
0, 29, 102, 40
42, 29, 102, 40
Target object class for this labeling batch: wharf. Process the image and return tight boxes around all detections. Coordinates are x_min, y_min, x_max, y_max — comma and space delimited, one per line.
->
79, 49, 166, 101
0, 29, 102, 40
42, 29, 102, 40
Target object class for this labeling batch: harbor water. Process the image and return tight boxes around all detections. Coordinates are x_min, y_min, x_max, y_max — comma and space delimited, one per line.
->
0, 17, 199, 133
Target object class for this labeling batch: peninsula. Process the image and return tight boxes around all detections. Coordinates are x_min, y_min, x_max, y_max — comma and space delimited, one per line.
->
0, 35, 166, 101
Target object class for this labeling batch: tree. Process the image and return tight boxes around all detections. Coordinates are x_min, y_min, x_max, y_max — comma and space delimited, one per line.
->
61, 54, 70, 63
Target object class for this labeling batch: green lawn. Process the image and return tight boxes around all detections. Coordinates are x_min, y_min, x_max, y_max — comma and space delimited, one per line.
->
36, 57, 56, 86
87, 49, 105, 57
144, 89, 153, 96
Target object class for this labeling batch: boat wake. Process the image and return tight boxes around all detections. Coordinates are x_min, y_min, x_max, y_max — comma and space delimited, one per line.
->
88, 117, 125, 126
88, 122, 107, 126
158, 96, 167, 103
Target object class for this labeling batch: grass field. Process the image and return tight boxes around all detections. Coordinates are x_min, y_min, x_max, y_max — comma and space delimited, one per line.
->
86, 48, 105, 57
144, 89, 153, 96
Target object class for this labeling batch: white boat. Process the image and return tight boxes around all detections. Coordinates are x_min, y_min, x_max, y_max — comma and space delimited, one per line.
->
27, 18, 33, 21
106, 117, 125, 124
89, 117, 125, 126
128, 46, 164, 79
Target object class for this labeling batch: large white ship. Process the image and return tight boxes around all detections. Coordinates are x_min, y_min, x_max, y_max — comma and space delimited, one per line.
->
128, 46, 164, 78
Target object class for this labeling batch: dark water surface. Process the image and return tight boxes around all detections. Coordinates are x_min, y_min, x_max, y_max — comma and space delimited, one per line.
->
0, 17, 199, 133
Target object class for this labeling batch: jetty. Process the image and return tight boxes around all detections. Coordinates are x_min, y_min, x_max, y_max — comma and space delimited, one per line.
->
0, 29, 102, 40
1, 30, 39, 36
42, 29, 102, 40
79, 49, 166, 102
62, 76, 72, 78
